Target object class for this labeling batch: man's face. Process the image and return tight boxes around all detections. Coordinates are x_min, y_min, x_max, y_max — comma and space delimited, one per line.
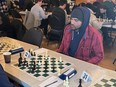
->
100, 8, 106, 13
71, 18, 82, 30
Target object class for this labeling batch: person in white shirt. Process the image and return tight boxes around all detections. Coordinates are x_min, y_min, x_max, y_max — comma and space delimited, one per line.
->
31, 0, 48, 35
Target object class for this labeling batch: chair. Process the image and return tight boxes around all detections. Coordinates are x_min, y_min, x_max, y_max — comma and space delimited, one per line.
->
46, 14, 65, 46
24, 12, 41, 30
22, 27, 43, 47
9, 9, 23, 22
108, 28, 116, 47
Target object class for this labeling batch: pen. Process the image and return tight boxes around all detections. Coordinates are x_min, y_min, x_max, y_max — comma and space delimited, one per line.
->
44, 80, 58, 87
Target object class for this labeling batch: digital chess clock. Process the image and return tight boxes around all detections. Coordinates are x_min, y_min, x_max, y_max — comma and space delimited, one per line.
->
59, 68, 77, 80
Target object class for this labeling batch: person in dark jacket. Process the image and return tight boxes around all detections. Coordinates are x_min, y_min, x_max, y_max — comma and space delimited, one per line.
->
0, 64, 15, 87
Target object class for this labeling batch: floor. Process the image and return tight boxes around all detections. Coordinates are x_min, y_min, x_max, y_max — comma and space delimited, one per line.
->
41, 36, 116, 71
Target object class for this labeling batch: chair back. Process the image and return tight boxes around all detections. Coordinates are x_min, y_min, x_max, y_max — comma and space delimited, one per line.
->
23, 10, 30, 26
48, 14, 65, 31
25, 12, 41, 30
22, 27, 43, 47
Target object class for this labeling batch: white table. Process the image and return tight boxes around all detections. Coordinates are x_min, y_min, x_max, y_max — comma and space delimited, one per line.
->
0, 37, 116, 87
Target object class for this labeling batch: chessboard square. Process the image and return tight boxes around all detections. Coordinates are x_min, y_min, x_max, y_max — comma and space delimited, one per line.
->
58, 63, 63, 65
42, 73, 49, 77
107, 81, 114, 85
51, 70, 57, 73
35, 70, 41, 73
94, 83, 102, 87
113, 83, 116, 86
37, 58, 42, 60
20, 67, 26, 70
27, 70, 32, 73
65, 63, 71, 66
51, 57, 56, 60
28, 66, 33, 69
104, 83, 111, 87
51, 63, 56, 65
31, 58, 35, 60
38, 55, 42, 57
110, 79, 116, 83
59, 66, 64, 69
43, 70, 49, 72
30, 61, 35, 64
101, 79, 108, 83
34, 74, 41, 77
98, 81, 106, 85
36, 66, 41, 69
14, 64, 18, 66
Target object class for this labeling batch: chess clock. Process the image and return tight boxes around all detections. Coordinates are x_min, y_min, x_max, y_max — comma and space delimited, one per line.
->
59, 68, 77, 80
9, 47, 24, 54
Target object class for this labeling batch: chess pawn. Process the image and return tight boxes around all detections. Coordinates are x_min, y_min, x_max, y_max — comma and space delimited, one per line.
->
63, 80, 66, 86
38, 60, 41, 66
78, 79, 82, 87
42, 55, 44, 65
48, 57, 51, 65
57, 68, 61, 76
64, 76, 69, 87
59, 57, 62, 63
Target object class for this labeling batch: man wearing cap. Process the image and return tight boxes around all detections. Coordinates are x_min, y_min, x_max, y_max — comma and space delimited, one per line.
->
57, 7, 104, 65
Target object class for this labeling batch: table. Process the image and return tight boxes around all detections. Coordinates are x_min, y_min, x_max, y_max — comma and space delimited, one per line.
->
0, 37, 116, 87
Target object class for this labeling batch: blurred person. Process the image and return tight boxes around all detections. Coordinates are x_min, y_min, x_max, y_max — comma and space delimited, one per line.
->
31, 0, 48, 35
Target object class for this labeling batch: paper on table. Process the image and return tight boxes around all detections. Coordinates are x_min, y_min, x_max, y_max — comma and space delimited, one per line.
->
39, 76, 63, 87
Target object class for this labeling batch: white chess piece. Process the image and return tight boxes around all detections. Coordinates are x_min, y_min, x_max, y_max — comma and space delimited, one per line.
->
42, 55, 44, 64
38, 60, 41, 66
59, 57, 62, 63
48, 57, 51, 65
57, 68, 61, 76
45, 50, 48, 59
63, 80, 66, 86
65, 76, 69, 87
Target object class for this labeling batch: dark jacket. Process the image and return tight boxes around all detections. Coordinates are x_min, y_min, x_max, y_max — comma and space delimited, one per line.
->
0, 64, 14, 87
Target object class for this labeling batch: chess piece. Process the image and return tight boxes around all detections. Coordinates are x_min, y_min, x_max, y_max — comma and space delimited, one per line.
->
65, 76, 69, 87
78, 79, 82, 87
63, 80, 66, 86
18, 53, 23, 66
59, 57, 62, 62
32, 61, 36, 73
24, 58, 27, 66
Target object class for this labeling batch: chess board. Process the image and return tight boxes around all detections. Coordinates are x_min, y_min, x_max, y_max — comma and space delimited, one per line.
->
13, 55, 72, 81
93, 76, 116, 87
0, 39, 21, 55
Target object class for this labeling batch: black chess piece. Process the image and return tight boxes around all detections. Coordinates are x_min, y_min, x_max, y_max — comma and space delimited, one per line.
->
78, 79, 82, 87
23, 58, 27, 65
28, 49, 31, 53
33, 52, 36, 56
18, 53, 23, 66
